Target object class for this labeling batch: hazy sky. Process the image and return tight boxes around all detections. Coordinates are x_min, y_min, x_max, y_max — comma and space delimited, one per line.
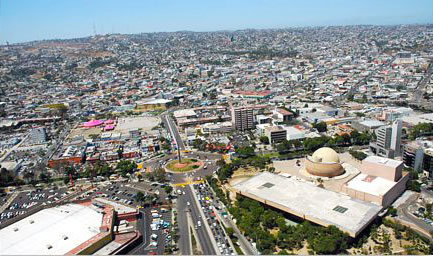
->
1, 0, 432, 44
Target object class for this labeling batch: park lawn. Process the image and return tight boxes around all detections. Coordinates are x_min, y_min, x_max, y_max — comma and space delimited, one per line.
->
166, 158, 201, 172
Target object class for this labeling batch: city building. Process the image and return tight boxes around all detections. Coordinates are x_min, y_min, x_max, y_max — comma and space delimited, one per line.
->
285, 126, 306, 141
272, 108, 294, 123
30, 127, 47, 144
403, 140, 433, 178
231, 106, 255, 131
342, 156, 409, 207
264, 125, 287, 144
305, 147, 344, 178
233, 172, 382, 238
352, 119, 386, 132
369, 119, 402, 158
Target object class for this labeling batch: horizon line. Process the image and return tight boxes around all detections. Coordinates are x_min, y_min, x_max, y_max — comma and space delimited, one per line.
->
3, 22, 432, 46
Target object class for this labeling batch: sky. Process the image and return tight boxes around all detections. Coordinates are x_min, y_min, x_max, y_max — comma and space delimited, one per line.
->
0, 0, 432, 44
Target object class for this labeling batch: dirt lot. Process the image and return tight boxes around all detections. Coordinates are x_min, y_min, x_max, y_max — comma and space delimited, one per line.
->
67, 127, 102, 140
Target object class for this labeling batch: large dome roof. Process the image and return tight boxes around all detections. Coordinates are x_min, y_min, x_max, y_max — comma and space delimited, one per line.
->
311, 147, 340, 163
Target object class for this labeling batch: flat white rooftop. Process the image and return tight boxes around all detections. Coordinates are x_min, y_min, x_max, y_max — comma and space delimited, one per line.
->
233, 172, 382, 237
346, 173, 395, 196
174, 109, 196, 118
0, 204, 103, 255
363, 155, 402, 168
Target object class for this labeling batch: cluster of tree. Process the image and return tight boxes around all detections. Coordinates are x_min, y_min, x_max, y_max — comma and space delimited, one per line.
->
235, 146, 255, 158
349, 150, 368, 161
135, 191, 160, 207
159, 137, 172, 151
0, 167, 24, 187
116, 62, 143, 71
350, 130, 372, 145
409, 122, 433, 140
145, 167, 166, 183
216, 161, 236, 182
88, 58, 114, 69
313, 121, 327, 132
116, 160, 137, 177
39, 172, 52, 183
278, 131, 372, 153
216, 149, 271, 182
259, 136, 270, 145
83, 161, 113, 179
229, 196, 350, 254
9, 67, 36, 77
406, 167, 422, 192
276, 139, 302, 153
206, 176, 229, 205
382, 218, 433, 254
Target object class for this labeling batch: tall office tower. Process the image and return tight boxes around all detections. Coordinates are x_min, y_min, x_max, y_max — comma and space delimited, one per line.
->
231, 106, 255, 131
391, 119, 402, 157
369, 119, 402, 158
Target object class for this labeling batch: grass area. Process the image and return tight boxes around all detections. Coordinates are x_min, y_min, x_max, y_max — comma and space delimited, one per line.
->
41, 103, 67, 109
166, 158, 201, 172
234, 244, 244, 255
262, 152, 280, 158
191, 227, 202, 255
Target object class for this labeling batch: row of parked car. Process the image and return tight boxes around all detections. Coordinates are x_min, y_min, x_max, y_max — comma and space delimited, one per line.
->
413, 206, 433, 226
193, 183, 235, 255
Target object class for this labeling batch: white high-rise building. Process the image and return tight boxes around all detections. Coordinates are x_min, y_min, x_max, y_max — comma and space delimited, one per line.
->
391, 119, 402, 157
369, 119, 402, 158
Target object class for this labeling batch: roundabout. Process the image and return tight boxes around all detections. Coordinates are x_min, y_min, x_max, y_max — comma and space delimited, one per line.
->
165, 158, 203, 173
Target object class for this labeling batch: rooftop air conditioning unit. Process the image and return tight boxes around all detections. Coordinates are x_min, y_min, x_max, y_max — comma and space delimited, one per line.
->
62, 235, 68, 240
13, 227, 19, 232
30, 220, 34, 224
46, 244, 52, 250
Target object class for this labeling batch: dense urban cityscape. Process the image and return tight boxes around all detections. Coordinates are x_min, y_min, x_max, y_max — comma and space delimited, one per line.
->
1, 23, 433, 255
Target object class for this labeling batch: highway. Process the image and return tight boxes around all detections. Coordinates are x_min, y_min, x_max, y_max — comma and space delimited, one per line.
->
181, 185, 217, 255
158, 113, 255, 255
412, 60, 433, 104
162, 114, 185, 150
175, 198, 192, 255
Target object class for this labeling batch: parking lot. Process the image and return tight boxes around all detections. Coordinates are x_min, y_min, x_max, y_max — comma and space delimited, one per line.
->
0, 187, 69, 225
145, 206, 172, 254
192, 183, 235, 255
87, 181, 174, 255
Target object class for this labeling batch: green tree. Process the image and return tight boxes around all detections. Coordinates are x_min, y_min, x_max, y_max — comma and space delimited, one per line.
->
136, 191, 145, 204
235, 146, 256, 158
164, 185, 173, 195
259, 136, 270, 145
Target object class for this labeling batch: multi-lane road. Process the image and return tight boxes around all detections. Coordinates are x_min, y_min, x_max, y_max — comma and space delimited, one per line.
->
162, 113, 185, 150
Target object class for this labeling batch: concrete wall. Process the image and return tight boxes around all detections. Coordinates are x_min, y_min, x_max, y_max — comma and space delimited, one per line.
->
341, 186, 382, 205
382, 172, 409, 207
77, 232, 113, 255
117, 211, 139, 223
305, 158, 343, 177
111, 231, 142, 255
361, 161, 402, 181
341, 172, 409, 207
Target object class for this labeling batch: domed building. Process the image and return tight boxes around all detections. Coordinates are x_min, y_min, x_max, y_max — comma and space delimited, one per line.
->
305, 147, 344, 177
